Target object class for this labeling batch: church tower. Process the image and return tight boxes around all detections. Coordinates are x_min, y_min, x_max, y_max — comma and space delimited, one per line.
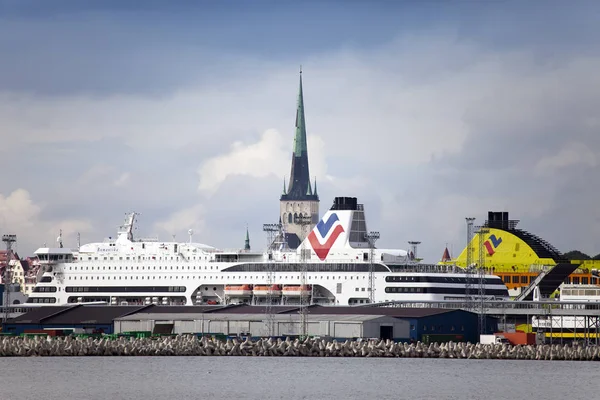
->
279, 70, 320, 248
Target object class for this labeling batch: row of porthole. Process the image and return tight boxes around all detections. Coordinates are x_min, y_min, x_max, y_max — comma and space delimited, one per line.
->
76, 256, 210, 261
63, 274, 368, 281
69, 265, 219, 271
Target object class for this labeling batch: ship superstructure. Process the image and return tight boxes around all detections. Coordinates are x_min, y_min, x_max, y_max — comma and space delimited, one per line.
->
28, 197, 509, 306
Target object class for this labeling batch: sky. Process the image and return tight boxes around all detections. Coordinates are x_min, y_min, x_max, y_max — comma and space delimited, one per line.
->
1, 0, 600, 262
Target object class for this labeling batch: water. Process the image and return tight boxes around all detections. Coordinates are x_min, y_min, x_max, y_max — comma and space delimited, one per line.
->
3, 357, 599, 400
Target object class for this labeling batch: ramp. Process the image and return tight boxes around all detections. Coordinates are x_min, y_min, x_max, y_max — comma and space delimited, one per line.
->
515, 263, 579, 301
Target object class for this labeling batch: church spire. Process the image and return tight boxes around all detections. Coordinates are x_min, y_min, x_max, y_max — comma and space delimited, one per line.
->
293, 67, 307, 158
314, 177, 318, 196
244, 226, 250, 251
281, 68, 317, 201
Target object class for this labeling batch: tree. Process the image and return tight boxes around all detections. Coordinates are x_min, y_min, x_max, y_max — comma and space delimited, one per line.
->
593, 253, 600, 260
563, 250, 591, 260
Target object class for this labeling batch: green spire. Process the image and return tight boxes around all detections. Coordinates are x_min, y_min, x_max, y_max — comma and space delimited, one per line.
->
306, 179, 312, 196
293, 68, 307, 157
282, 177, 287, 195
314, 177, 318, 196
244, 226, 250, 251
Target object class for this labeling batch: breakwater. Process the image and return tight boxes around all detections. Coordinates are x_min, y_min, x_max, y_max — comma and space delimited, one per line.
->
2, 336, 600, 360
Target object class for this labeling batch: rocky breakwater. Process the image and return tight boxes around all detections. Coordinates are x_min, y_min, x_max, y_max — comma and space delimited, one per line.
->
2, 335, 600, 360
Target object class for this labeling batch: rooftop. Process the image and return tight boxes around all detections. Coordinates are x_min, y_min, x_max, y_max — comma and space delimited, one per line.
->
9, 304, 469, 325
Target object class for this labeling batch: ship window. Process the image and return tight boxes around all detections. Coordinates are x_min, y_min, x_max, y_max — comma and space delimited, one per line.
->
103, 257, 107, 260
512, 276, 519, 283
110, 257, 113, 260
521, 276, 528, 283
583, 277, 589, 284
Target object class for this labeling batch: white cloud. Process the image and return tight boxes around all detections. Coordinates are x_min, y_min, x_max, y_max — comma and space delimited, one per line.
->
0, 189, 42, 230
197, 129, 329, 195
535, 142, 597, 175
114, 172, 131, 187
197, 129, 288, 195
0, 189, 92, 252
154, 204, 206, 241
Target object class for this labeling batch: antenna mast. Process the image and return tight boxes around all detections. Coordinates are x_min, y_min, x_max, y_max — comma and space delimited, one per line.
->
2, 234, 16, 326
366, 231, 380, 304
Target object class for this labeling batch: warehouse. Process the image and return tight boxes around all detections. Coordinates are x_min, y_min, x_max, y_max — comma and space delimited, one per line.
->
114, 312, 411, 340
112, 304, 496, 342
4, 304, 497, 342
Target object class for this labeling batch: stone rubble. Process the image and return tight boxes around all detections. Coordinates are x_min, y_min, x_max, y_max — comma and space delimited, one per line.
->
2, 336, 600, 360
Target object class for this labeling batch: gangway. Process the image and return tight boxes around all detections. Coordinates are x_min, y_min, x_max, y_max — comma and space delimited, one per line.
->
514, 262, 579, 301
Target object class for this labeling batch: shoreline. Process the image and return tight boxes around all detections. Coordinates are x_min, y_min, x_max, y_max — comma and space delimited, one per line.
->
1, 336, 600, 360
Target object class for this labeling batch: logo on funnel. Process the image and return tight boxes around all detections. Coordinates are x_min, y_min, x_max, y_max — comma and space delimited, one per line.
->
307, 213, 345, 261
483, 234, 502, 256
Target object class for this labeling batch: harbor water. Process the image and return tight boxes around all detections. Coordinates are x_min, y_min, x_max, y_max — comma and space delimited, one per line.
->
3, 357, 599, 400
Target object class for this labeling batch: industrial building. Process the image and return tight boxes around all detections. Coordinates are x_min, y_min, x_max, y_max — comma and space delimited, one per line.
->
4, 304, 497, 343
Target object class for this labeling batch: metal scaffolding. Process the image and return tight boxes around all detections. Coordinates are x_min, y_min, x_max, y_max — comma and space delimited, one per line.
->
477, 226, 490, 333
262, 222, 280, 337
2, 234, 16, 326
365, 231, 380, 304
464, 218, 476, 311
295, 214, 312, 338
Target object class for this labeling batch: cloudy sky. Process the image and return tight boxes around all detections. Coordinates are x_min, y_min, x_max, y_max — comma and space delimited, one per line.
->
1, 0, 599, 261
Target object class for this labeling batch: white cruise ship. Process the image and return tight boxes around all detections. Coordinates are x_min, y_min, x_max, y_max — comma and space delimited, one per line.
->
28, 196, 510, 306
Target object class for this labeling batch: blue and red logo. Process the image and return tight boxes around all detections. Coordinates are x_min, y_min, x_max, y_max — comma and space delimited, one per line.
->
307, 213, 345, 261
483, 234, 502, 256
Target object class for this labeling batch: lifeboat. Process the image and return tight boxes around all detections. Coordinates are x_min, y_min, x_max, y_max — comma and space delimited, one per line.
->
224, 284, 253, 297
253, 284, 282, 296
282, 285, 312, 297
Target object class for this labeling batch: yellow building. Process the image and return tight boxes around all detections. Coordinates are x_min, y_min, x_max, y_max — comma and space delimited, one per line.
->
439, 212, 600, 293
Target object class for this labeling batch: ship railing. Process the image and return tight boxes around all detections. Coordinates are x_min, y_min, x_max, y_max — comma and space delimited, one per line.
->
135, 237, 159, 242
367, 299, 600, 313
388, 264, 468, 274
